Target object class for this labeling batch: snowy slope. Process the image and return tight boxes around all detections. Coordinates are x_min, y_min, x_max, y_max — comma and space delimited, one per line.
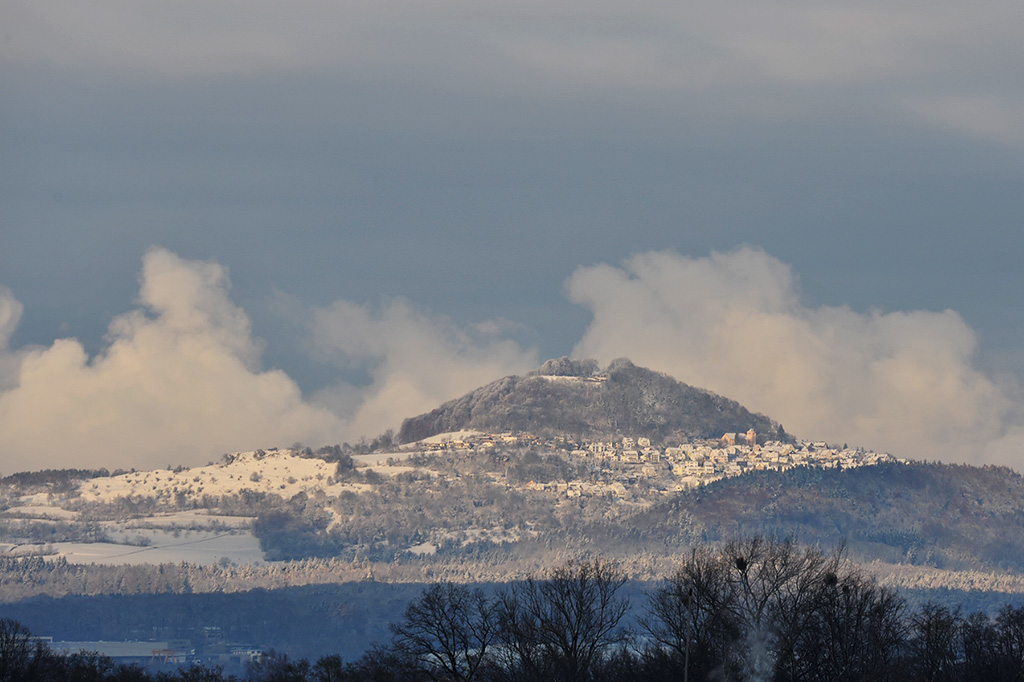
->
3, 449, 380, 565
76, 449, 364, 503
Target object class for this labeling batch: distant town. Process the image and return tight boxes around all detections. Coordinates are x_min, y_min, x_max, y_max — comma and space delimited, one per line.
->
410, 429, 901, 497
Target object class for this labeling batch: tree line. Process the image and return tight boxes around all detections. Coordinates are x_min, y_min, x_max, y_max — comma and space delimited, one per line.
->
4, 537, 1024, 681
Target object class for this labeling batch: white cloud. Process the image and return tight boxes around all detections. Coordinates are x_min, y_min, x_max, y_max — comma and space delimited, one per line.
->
0, 288, 20, 346
309, 299, 538, 441
567, 247, 1021, 465
2, 245, 1019, 472
0, 249, 539, 472
0, 248, 346, 473
0, 287, 26, 390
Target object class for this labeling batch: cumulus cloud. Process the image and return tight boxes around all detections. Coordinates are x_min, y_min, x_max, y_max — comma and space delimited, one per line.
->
0, 287, 27, 391
0, 249, 539, 473
0, 248, 347, 473
309, 299, 538, 441
567, 247, 1021, 465
3, 245, 1018, 472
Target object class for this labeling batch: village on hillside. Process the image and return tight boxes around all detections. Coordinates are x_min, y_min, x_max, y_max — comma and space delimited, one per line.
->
0, 427, 904, 570
410, 429, 901, 497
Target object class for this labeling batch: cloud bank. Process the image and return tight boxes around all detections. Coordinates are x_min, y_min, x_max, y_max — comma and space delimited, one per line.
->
0, 249, 344, 472
568, 247, 1021, 465
0, 249, 535, 473
5, 1, 1024, 144
1, 246, 1019, 472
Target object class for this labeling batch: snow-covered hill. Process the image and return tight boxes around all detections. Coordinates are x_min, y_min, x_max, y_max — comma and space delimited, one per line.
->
77, 449, 362, 504
1, 448, 391, 566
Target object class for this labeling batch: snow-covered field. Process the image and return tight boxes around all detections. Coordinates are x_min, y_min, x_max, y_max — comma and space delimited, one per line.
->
1, 450, 374, 566
5, 529, 267, 566
417, 430, 486, 444
106, 510, 254, 529
5, 504, 80, 520
76, 450, 366, 503
1, 444, 454, 566
0, 505, 268, 565
352, 451, 413, 466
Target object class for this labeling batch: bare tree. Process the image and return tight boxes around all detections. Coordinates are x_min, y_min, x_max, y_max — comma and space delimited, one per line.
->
641, 538, 907, 682
794, 571, 906, 682
641, 546, 738, 681
993, 605, 1024, 681
392, 581, 496, 682
497, 559, 630, 682
904, 602, 963, 682
722, 537, 841, 680
0, 618, 43, 682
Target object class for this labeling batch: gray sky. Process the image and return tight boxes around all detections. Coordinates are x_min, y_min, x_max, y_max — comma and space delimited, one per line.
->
2, 1, 1023, 471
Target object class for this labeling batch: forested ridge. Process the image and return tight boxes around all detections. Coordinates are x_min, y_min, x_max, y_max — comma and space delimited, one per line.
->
632, 462, 1024, 570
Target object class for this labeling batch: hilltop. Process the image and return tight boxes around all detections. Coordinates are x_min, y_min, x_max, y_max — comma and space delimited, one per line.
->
398, 357, 787, 444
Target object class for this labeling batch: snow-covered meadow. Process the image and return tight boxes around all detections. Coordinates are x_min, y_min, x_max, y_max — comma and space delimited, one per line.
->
2, 449, 397, 566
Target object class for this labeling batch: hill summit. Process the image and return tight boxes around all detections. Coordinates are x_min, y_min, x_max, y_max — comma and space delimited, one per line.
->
398, 357, 787, 444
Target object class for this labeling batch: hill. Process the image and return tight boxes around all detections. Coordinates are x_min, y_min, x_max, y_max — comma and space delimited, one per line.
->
6, 435, 1024, 662
622, 462, 1024, 572
398, 357, 787, 443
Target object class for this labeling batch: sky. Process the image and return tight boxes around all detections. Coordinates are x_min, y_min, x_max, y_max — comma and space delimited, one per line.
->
2, 1, 1023, 473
